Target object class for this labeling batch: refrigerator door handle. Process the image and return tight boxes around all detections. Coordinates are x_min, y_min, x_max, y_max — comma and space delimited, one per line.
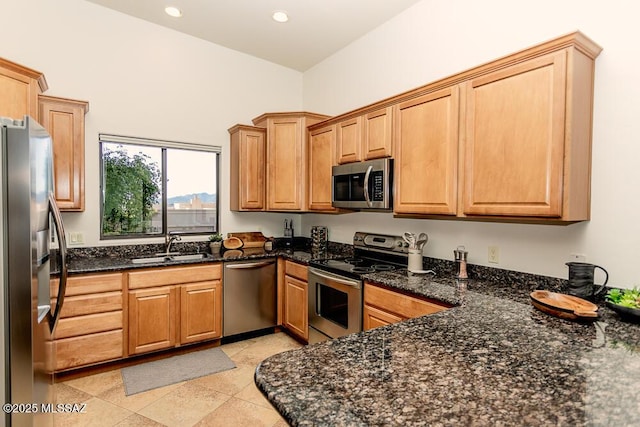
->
48, 194, 67, 334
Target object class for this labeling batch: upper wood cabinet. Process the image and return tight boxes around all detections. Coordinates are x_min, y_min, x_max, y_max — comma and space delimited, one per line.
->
253, 112, 329, 211
39, 95, 89, 211
0, 57, 48, 120
308, 124, 338, 212
336, 116, 362, 164
229, 124, 266, 211
462, 46, 597, 220
363, 106, 393, 160
394, 86, 461, 215
334, 108, 393, 164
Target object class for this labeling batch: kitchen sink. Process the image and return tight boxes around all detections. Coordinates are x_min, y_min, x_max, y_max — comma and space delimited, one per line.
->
130, 253, 208, 264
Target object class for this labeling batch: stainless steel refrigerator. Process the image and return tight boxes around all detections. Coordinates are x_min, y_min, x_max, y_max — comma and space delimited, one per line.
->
1, 116, 68, 427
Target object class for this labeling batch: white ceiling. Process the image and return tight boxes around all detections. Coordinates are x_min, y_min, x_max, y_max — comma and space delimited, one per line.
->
84, 0, 422, 71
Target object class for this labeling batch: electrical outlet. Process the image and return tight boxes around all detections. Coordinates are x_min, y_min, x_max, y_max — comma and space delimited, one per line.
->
69, 232, 85, 246
488, 246, 500, 264
569, 253, 586, 262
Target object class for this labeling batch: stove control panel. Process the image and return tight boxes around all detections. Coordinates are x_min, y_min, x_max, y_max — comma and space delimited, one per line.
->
353, 232, 408, 254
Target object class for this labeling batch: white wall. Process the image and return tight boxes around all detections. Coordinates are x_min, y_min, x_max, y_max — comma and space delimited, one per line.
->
2, 0, 637, 286
0, 0, 304, 245
301, 0, 640, 285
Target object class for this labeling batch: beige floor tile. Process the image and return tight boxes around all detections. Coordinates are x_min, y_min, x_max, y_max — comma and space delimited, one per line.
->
193, 397, 282, 427
233, 382, 273, 409
53, 397, 133, 427
231, 334, 301, 366
55, 382, 93, 404
61, 369, 123, 397
97, 379, 186, 413
272, 418, 289, 427
219, 338, 257, 357
138, 383, 230, 427
113, 413, 167, 426
189, 363, 254, 396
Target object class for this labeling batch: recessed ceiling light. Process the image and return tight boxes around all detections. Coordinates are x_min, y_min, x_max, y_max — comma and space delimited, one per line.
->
165, 6, 183, 18
272, 11, 289, 23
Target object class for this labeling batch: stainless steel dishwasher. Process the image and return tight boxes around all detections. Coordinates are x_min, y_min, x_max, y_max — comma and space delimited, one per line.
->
223, 259, 277, 336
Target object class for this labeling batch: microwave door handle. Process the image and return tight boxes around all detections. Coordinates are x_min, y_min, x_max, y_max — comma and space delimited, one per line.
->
363, 165, 373, 208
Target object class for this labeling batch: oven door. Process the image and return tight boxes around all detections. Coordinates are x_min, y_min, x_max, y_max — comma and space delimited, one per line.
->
308, 267, 362, 343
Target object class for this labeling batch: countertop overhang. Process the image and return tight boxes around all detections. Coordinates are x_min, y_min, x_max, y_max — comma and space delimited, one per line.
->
255, 271, 640, 426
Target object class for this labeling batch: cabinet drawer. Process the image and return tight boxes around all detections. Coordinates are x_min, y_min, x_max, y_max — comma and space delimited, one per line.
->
364, 283, 449, 320
54, 329, 123, 371
285, 260, 308, 282
51, 272, 123, 297
128, 264, 222, 289
58, 291, 122, 318
54, 311, 123, 340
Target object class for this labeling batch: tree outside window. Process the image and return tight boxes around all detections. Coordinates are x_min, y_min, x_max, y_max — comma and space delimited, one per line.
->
100, 136, 219, 239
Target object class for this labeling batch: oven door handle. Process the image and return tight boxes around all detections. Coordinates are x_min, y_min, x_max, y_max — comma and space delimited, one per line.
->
363, 165, 373, 208
309, 268, 361, 288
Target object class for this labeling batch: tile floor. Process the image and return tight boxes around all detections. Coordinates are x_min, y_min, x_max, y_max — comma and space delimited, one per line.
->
54, 332, 302, 427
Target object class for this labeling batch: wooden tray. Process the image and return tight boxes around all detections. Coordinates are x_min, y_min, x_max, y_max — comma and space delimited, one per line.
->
530, 290, 599, 321
227, 232, 268, 248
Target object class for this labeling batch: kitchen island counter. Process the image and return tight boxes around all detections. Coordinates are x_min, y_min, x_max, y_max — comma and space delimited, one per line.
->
255, 271, 640, 426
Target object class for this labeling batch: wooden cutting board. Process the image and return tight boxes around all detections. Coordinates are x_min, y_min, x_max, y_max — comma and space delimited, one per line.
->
227, 232, 268, 248
530, 290, 599, 321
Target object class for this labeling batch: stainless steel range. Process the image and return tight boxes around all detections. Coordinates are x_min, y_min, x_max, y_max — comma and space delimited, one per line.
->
307, 232, 409, 343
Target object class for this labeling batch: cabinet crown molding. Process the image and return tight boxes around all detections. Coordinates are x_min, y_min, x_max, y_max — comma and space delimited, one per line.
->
0, 56, 48, 92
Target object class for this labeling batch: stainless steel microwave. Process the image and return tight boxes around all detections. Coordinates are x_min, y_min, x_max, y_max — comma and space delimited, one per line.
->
332, 158, 393, 210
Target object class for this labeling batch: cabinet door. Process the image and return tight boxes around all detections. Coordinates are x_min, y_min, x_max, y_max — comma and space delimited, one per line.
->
336, 117, 362, 164
229, 125, 265, 211
308, 125, 337, 211
0, 58, 46, 120
363, 304, 403, 331
463, 51, 567, 217
283, 274, 308, 341
394, 87, 460, 215
363, 107, 393, 160
180, 281, 222, 344
39, 95, 88, 211
129, 286, 177, 355
267, 116, 305, 210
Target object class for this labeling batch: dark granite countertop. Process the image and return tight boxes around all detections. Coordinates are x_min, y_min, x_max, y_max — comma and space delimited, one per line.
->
255, 270, 640, 426
64, 248, 323, 274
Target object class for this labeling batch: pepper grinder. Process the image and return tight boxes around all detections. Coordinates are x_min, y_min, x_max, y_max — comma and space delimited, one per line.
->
454, 245, 468, 279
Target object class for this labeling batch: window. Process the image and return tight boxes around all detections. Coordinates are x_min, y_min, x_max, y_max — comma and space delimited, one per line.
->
99, 134, 220, 239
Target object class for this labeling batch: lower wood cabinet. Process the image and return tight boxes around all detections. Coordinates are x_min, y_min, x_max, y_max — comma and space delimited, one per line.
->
127, 264, 223, 356
180, 281, 223, 344
50, 272, 125, 371
128, 286, 177, 354
280, 260, 309, 341
363, 281, 450, 330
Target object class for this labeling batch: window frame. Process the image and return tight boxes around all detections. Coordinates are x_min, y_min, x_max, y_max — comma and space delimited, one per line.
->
99, 133, 221, 240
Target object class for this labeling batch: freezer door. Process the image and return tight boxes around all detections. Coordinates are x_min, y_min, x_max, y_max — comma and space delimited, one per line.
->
3, 116, 56, 426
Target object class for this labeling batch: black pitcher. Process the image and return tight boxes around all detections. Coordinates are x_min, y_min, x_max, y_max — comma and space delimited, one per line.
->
565, 262, 608, 300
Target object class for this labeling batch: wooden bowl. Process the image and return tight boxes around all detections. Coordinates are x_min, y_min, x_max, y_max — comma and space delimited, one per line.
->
222, 237, 244, 250
530, 290, 598, 321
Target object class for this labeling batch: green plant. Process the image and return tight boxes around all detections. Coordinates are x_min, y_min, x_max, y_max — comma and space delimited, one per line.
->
208, 233, 223, 242
606, 287, 640, 309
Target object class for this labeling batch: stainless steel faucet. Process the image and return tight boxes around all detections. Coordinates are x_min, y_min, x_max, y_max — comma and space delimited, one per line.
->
164, 233, 182, 254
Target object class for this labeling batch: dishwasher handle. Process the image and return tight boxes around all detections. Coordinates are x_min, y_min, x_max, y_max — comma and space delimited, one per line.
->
225, 260, 275, 270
